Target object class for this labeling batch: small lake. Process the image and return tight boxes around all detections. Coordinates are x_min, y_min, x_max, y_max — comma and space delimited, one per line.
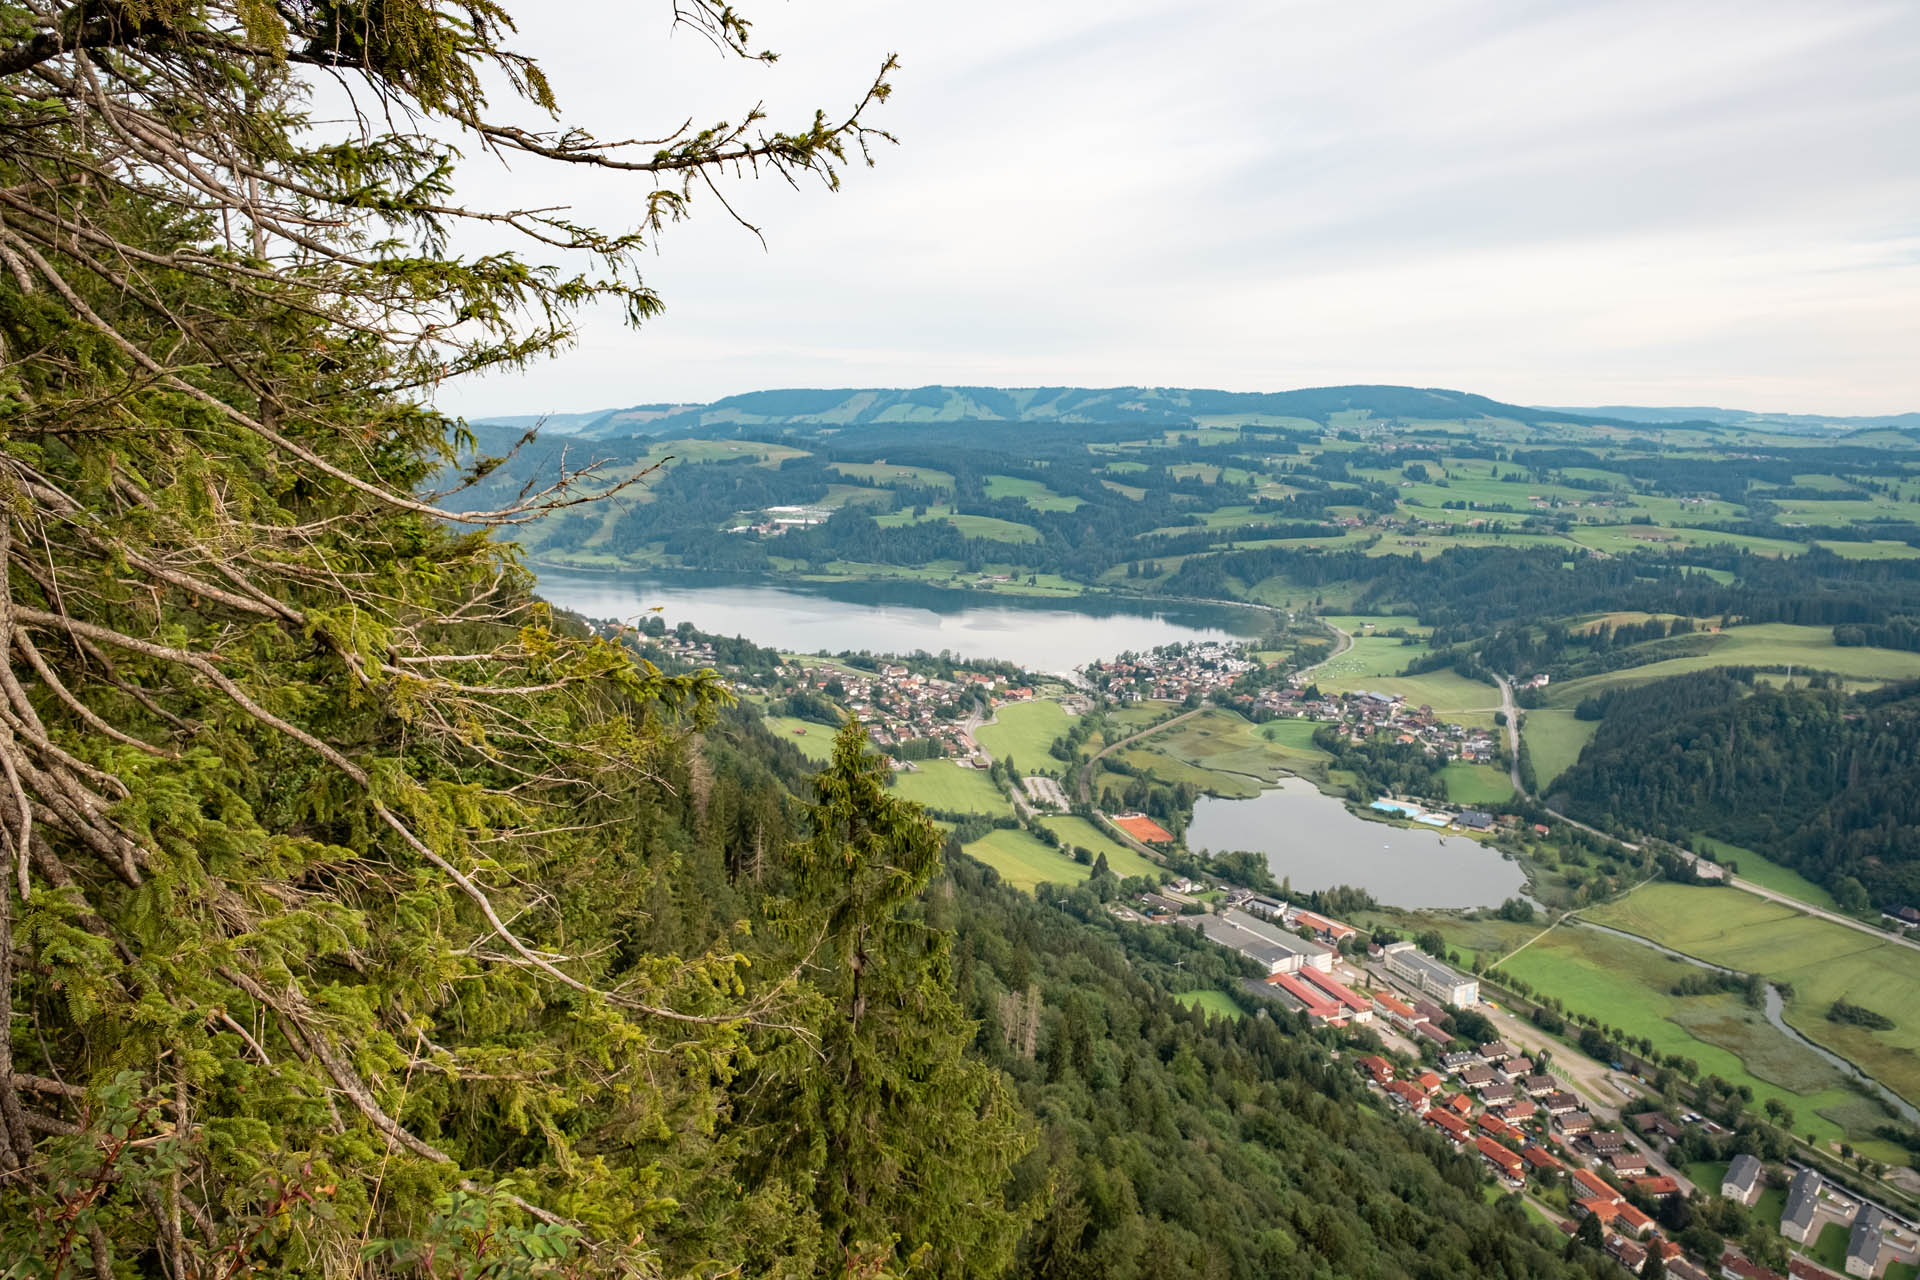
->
532, 568, 1269, 674
1185, 776, 1527, 908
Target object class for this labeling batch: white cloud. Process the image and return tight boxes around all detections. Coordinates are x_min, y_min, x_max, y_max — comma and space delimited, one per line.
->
425, 0, 1920, 416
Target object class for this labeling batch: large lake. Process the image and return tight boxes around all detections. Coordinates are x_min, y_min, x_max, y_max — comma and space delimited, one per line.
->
532, 569, 1268, 674
1186, 777, 1527, 908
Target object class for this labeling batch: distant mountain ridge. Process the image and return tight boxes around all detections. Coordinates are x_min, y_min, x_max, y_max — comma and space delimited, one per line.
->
1540, 404, 1920, 432
471, 384, 1688, 440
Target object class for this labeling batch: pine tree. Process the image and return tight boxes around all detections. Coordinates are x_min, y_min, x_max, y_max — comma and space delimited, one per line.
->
767, 719, 1039, 1276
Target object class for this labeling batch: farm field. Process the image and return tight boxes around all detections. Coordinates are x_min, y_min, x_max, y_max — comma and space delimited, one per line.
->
1816, 539, 1920, 560
829, 461, 953, 488
961, 827, 1091, 893
873, 505, 1041, 543
1139, 708, 1328, 785
1038, 816, 1162, 880
889, 761, 1013, 817
1543, 624, 1920, 704
1583, 883, 1920, 1118
974, 700, 1075, 773
1300, 632, 1431, 683
1173, 989, 1244, 1020
984, 474, 1083, 511
1108, 747, 1262, 799
1439, 762, 1513, 806
1523, 708, 1600, 791
760, 715, 837, 762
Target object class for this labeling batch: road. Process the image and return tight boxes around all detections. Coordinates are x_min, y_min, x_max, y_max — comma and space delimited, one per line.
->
1295, 620, 1353, 680
1494, 675, 1524, 795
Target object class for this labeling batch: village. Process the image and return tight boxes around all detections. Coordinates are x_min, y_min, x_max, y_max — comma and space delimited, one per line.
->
1129, 889, 1920, 1280
1079, 641, 1260, 704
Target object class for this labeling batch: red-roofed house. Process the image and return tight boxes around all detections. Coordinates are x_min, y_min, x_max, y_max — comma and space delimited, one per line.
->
1373, 991, 1419, 1026
1721, 1254, 1787, 1280
1614, 1201, 1655, 1238
1501, 1099, 1539, 1123
1575, 1198, 1623, 1227
1356, 1054, 1393, 1084
1414, 1070, 1443, 1095
1291, 910, 1357, 943
1474, 1134, 1526, 1183
1572, 1168, 1620, 1204
1384, 1080, 1429, 1114
1446, 1093, 1474, 1115
1477, 1112, 1521, 1144
1522, 1144, 1562, 1173
1426, 1109, 1469, 1143
1627, 1175, 1681, 1198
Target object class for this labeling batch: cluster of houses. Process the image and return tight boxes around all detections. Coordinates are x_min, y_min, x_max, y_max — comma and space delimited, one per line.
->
1225, 684, 1503, 767
1079, 641, 1257, 703
778, 661, 1037, 760
1364, 1045, 1720, 1279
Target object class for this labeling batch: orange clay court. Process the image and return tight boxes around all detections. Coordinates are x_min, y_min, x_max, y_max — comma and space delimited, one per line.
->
1112, 813, 1173, 843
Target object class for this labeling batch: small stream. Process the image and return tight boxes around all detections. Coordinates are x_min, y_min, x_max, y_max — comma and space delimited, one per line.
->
1571, 918, 1920, 1127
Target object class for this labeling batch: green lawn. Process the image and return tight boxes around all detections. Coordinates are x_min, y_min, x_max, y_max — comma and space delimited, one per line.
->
1440, 762, 1514, 805
961, 827, 1090, 893
1039, 816, 1161, 879
1690, 835, 1838, 911
1583, 882, 1920, 1124
1173, 989, 1244, 1020
1809, 1221, 1849, 1272
761, 715, 837, 762
1302, 633, 1433, 683
975, 700, 1075, 774
1522, 708, 1600, 791
1314, 666, 1502, 728
889, 761, 1013, 817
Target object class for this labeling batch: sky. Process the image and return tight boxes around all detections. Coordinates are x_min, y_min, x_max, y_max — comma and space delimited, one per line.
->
422, 1, 1920, 418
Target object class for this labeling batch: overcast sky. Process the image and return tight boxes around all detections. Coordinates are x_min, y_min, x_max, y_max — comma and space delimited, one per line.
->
430, 1, 1920, 418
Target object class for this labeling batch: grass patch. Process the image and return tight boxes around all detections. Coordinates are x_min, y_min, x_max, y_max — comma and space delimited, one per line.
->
1809, 1220, 1849, 1272
1523, 708, 1600, 791
1173, 989, 1244, 1020
1583, 883, 1920, 1120
829, 461, 953, 489
1135, 708, 1331, 785
888, 761, 1013, 817
760, 715, 837, 762
1039, 816, 1161, 879
984, 474, 1083, 512
961, 827, 1090, 894
975, 700, 1075, 774
1440, 762, 1514, 805
1691, 836, 1838, 911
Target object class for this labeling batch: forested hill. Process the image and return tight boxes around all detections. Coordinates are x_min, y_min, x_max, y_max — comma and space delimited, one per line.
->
1554, 673, 1920, 907
477, 384, 1668, 438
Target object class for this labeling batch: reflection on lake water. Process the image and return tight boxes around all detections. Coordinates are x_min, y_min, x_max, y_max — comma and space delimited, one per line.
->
1186, 776, 1526, 909
532, 568, 1268, 673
